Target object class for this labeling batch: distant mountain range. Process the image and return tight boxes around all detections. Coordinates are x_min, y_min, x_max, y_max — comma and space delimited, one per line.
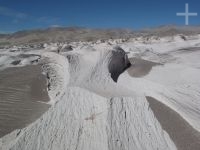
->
1, 25, 200, 45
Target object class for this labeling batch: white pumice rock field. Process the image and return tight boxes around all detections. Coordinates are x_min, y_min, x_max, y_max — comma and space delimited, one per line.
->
0, 34, 200, 150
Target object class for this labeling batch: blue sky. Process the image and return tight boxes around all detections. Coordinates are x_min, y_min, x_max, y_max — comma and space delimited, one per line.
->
0, 0, 200, 33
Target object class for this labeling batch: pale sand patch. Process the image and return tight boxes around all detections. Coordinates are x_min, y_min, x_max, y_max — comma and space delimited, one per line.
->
146, 96, 200, 150
0, 65, 50, 138
127, 57, 161, 77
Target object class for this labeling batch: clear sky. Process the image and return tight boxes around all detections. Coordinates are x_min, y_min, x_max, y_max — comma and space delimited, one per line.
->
0, 0, 200, 33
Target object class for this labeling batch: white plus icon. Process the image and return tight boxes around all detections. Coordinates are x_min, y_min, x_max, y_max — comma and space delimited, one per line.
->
176, 3, 198, 25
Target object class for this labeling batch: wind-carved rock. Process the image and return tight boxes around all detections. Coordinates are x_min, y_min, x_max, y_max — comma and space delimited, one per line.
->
108, 46, 131, 82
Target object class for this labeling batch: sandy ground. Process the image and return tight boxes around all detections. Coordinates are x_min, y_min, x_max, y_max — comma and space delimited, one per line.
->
146, 96, 200, 150
0, 65, 50, 138
127, 57, 160, 77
